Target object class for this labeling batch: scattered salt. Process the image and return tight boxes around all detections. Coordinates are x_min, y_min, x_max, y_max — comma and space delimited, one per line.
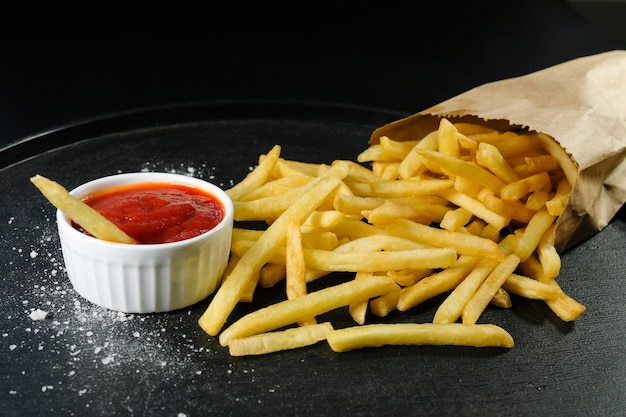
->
29, 308, 48, 321
101, 356, 114, 365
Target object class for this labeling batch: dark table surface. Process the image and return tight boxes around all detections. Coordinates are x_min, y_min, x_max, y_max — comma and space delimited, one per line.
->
1, 1, 625, 417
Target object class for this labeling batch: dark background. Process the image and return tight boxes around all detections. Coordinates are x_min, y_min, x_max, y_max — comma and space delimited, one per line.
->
1, 0, 625, 148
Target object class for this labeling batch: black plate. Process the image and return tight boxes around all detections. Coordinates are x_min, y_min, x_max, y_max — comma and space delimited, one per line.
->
1, 101, 624, 417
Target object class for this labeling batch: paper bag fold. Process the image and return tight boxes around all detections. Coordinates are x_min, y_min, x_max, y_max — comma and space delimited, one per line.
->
370, 50, 626, 252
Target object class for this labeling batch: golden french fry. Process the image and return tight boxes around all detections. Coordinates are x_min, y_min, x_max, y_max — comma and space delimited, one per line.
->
397, 255, 478, 311
303, 210, 345, 230
219, 275, 400, 346
369, 290, 401, 317
545, 176, 572, 216
475, 141, 521, 184
514, 209, 556, 262
432, 257, 497, 324
439, 189, 510, 230
525, 154, 559, 173
333, 193, 384, 215
357, 144, 396, 162
349, 272, 374, 325
439, 207, 473, 232
525, 189, 550, 211
286, 216, 316, 326
276, 157, 328, 178
379, 135, 420, 159
363, 200, 435, 226
239, 174, 312, 202
535, 133, 578, 186
326, 323, 514, 352
518, 255, 586, 321
432, 234, 518, 324
368, 178, 454, 198
462, 254, 521, 325
454, 122, 496, 136
338, 159, 380, 183
501, 273, 560, 300
199, 176, 345, 337
333, 234, 434, 253
437, 118, 461, 158
398, 130, 439, 179
301, 247, 457, 273
226, 145, 282, 201
259, 262, 287, 288
536, 224, 561, 279
490, 288, 512, 309
415, 149, 506, 193
500, 171, 551, 201
30, 174, 136, 244
387, 218, 503, 261
386, 268, 432, 287
493, 133, 541, 159
228, 322, 334, 356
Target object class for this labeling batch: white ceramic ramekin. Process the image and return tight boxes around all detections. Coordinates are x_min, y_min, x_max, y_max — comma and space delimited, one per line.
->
56, 172, 234, 313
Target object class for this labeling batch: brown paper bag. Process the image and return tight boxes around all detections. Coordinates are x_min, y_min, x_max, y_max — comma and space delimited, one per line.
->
370, 50, 626, 252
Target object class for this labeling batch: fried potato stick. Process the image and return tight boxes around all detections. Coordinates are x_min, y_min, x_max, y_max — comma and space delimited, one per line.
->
228, 322, 334, 356
226, 144, 281, 201
219, 275, 400, 346
30, 175, 136, 244
326, 323, 514, 352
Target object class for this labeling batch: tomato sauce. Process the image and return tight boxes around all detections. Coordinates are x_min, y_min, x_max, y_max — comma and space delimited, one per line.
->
74, 182, 225, 244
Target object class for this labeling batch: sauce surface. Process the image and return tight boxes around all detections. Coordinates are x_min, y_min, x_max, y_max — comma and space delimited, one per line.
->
75, 182, 225, 244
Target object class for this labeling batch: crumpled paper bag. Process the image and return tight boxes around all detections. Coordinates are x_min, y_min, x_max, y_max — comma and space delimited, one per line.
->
370, 50, 626, 252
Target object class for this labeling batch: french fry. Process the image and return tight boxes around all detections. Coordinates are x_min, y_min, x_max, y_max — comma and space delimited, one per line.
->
535, 132, 578, 186
514, 209, 556, 262
462, 254, 521, 325
367, 178, 454, 198
219, 275, 400, 346
398, 130, 438, 179
545, 177, 572, 216
30, 175, 136, 244
439, 189, 510, 230
326, 323, 514, 352
397, 255, 478, 311
415, 149, 506, 193
490, 288, 512, 309
387, 218, 503, 261
369, 290, 402, 317
228, 322, 334, 356
226, 144, 282, 201
432, 234, 518, 324
500, 171, 551, 201
501, 273, 560, 300
349, 272, 374, 325
437, 118, 461, 158
475, 142, 521, 184
285, 216, 317, 326
301, 247, 457, 273
440, 207, 473, 232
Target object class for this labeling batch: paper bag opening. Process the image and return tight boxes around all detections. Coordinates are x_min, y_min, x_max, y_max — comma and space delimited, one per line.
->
370, 50, 626, 252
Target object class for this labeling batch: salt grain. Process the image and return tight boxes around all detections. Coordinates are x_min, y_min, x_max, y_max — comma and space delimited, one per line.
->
29, 308, 48, 321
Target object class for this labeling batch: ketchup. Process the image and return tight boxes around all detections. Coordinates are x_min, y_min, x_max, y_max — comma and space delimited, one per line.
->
74, 182, 225, 244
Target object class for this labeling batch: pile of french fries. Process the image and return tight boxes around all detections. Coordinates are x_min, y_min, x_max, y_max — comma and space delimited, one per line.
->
197, 118, 586, 355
